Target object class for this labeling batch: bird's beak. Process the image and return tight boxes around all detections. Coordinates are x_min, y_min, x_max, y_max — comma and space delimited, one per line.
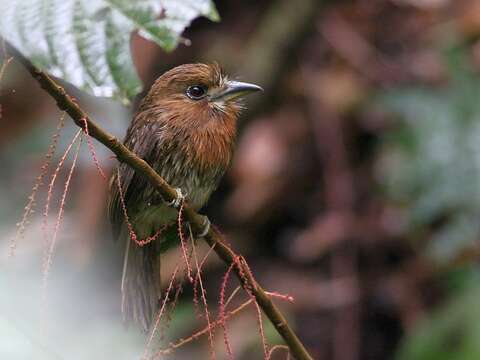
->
210, 80, 263, 102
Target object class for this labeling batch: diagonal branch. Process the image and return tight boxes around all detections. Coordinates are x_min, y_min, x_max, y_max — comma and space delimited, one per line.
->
6, 42, 314, 360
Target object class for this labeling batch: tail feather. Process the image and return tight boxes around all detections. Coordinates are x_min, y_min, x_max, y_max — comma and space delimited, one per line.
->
121, 230, 162, 333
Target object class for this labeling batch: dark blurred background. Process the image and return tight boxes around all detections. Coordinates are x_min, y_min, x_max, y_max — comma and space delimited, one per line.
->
3, 0, 480, 359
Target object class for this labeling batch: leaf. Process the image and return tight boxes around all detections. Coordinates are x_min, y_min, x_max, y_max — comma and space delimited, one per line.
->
0, 0, 219, 102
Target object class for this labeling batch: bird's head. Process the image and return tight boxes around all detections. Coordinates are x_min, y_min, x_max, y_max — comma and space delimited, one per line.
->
141, 63, 262, 126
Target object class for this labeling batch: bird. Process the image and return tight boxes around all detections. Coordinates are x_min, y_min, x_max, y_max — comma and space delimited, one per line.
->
108, 63, 262, 332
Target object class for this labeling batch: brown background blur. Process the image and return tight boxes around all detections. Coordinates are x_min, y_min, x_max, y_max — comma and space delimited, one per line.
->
2, 1, 480, 359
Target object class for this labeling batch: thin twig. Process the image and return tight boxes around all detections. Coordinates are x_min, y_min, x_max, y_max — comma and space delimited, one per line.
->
219, 261, 236, 359
177, 202, 193, 282
42, 129, 82, 260
10, 113, 65, 256
82, 118, 108, 181
155, 298, 254, 356
115, 167, 166, 246
155, 290, 294, 357
43, 135, 82, 293
267, 345, 291, 360
0, 56, 12, 87
143, 262, 181, 360
190, 227, 216, 360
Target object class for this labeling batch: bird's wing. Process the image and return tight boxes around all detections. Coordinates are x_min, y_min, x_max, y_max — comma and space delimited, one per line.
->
107, 109, 166, 240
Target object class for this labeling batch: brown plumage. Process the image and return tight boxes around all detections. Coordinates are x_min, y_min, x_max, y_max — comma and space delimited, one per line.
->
108, 63, 261, 332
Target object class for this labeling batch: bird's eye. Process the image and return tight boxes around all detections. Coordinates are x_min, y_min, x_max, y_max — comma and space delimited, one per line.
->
186, 85, 207, 100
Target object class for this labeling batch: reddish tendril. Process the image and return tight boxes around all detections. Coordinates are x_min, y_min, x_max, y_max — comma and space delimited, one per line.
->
191, 230, 216, 360
0, 55, 13, 88
153, 288, 294, 358
115, 167, 166, 246
177, 202, 193, 282
10, 113, 65, 257
193, 242, 216, 318
267, 345, 291, 360
43, 134, 82, 295
81, 118, 107, 181
142, 262, 181, 360
42, 129, 82, 257
161, 281, 183, 341
154, 298, 254, 357
219, 261, 236, 359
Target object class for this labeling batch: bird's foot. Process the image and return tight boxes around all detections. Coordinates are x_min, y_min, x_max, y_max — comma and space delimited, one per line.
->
197, 215, 211, 238
167, 188, 185, 208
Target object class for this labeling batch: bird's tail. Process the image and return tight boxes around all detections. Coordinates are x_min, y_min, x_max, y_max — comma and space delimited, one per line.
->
121, 232, 162, 333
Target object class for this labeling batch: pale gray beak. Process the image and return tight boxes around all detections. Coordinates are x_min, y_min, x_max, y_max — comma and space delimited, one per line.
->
210, 80, 263, 101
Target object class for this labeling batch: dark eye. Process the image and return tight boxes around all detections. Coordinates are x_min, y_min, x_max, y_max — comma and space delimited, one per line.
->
186, 85, 207, 100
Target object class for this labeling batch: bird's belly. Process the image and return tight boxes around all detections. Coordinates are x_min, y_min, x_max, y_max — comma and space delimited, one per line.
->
131, 167, 218, 239
159, 165, 222, 210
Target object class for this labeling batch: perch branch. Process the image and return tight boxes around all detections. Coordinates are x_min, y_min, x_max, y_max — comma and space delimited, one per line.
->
6, 42, 314, 360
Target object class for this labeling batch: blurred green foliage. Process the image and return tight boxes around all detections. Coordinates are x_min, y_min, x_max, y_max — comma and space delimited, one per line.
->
379, 46, 480, 263
379, 45, 480, 359
397, 282, 480, 360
